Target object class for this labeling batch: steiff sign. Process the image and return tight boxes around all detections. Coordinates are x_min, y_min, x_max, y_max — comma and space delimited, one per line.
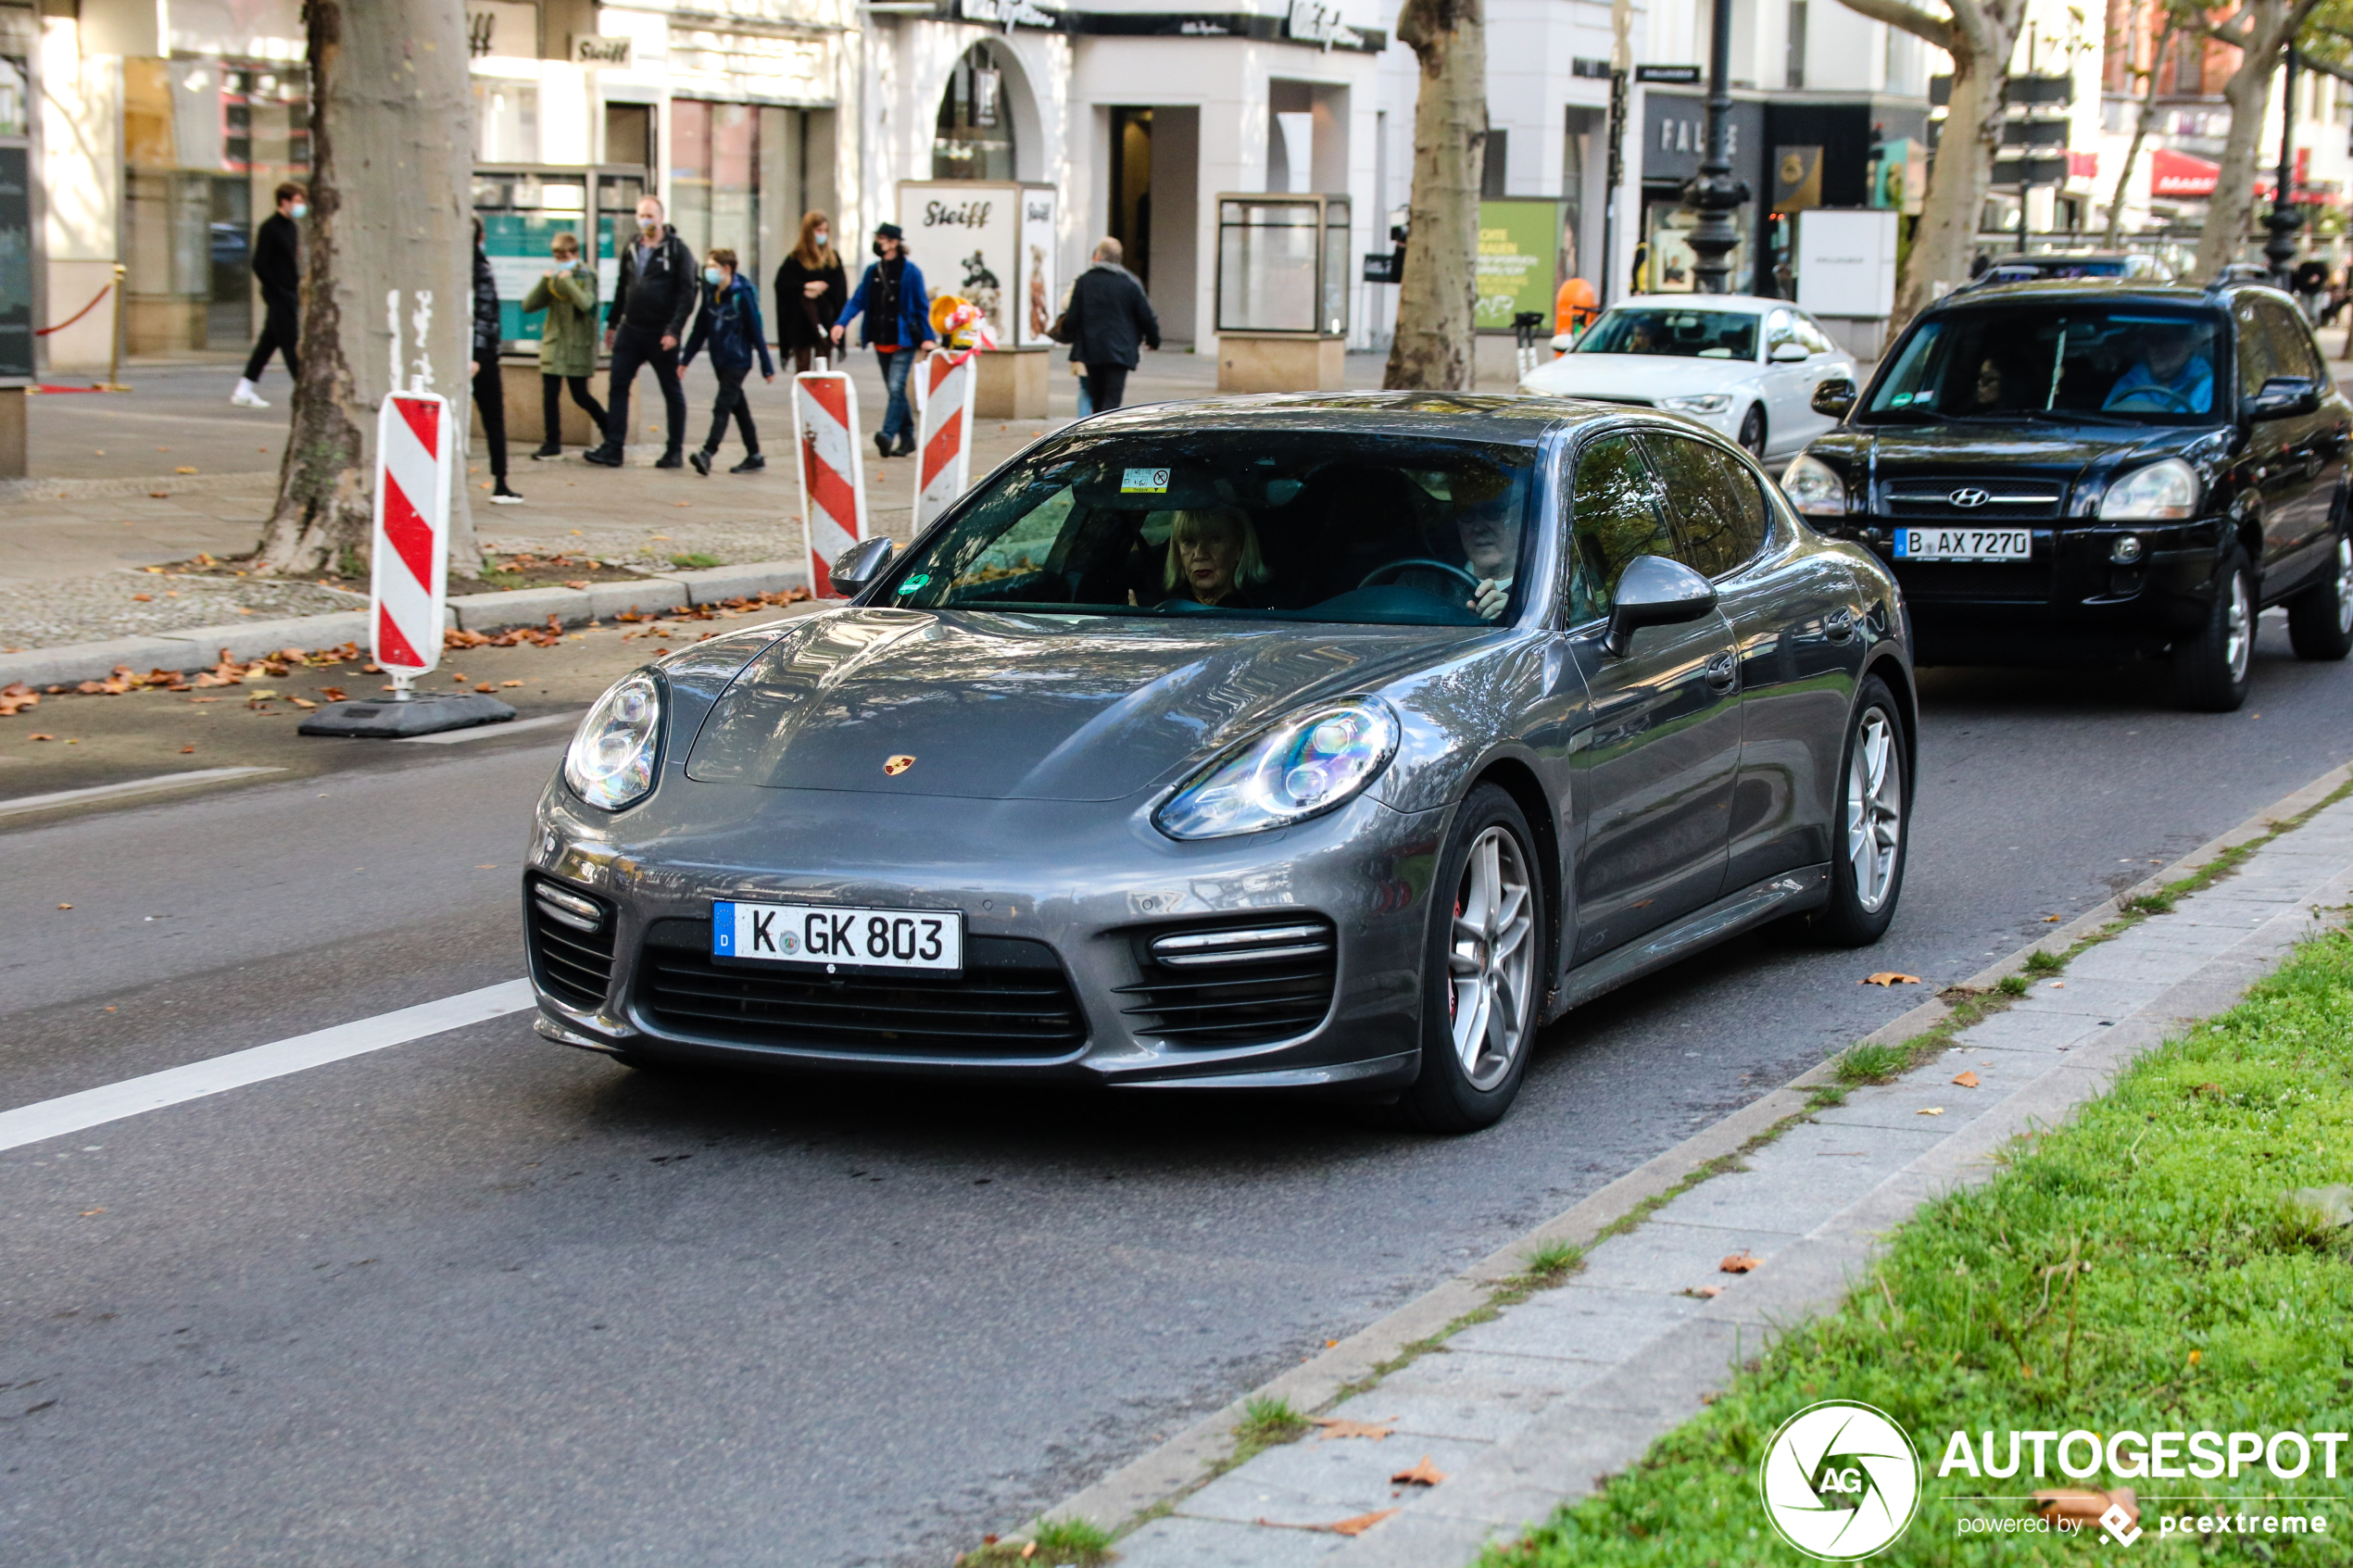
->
573, 34, 634, 69
899, 182, 1056, 353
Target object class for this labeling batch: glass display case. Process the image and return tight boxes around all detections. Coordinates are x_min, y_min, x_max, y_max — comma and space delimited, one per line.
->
1215, 194, 1350, 337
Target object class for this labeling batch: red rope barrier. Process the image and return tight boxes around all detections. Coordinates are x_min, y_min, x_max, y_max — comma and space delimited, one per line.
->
35, 281, 113, 337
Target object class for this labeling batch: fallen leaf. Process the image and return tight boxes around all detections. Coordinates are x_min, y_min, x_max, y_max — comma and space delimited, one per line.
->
80, 1208, 104, 1216
148, 490, 169, 498
1719, 1251, 1761, 1273
565, 579, 589, 589
30, 733, 55, 740
1315, 1418, 1393, 1440
1390, 1456, 1447, 1486
2033, 1487, 2136, 1528
2048, 981, 2065, 989
499, 679, 523, 687
2044, 914, 2062, 922
57, 902, 71, 909
474, 684, 495, 694
1861, 972, 1920, 985
320, 687, 346, 701
1917, 1107, 1945, 1116
132, 592, 152, 601
290, 697, 316, 709
174, 465, 196, 474
1694, 1283, 1724, 1298
180, 745, 195, 754
1323, 1511, 1399, 1537
1952, 1071, 1981, 1088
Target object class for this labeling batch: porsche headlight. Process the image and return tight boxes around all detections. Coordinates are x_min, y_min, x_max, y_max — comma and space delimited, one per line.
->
564, 671, 662, 810
2099, 458, 2198, 521
1156, 698, 1401, 841
1780, 452, 1849, 517
1659, 393, 1734, 416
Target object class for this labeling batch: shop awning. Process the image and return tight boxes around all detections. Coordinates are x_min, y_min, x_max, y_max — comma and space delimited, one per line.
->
2151, 148, 2219, 198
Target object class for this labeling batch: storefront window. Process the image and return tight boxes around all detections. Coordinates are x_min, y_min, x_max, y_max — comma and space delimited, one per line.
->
1216, 194, 1349, 335
1642, 201, 1749, 294
472, 79, 537, 163
935, 44, 1016, 181
671, 98, 764, 289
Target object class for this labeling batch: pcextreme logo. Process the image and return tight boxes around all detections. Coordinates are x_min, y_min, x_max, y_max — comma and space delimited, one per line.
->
1760, 1401, 1922, 1561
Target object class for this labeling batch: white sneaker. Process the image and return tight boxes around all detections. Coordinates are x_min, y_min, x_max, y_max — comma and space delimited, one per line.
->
232, 381, 269, 408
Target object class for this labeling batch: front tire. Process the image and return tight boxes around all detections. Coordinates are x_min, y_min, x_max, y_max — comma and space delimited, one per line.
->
1397, 784, 1547, 1134
1809, 675, 1908, 947
2287, 534, 2353, 661
2172, 546, 2255, 710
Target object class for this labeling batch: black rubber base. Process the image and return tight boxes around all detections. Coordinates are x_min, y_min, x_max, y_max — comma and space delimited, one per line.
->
298, 694, 518, 739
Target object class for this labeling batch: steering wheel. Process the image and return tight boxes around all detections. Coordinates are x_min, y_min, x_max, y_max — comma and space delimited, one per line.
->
2108, 385, 2196, 414
1359, 558, 1480, 594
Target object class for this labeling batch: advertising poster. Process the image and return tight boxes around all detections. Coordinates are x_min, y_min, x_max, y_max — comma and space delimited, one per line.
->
1474, 198, 1562, 331
1017, 184, 1057, 348
899, 182, 1018, 348
480, 209, 619, 348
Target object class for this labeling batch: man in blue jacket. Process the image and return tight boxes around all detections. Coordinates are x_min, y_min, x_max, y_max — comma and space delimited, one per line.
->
680, 246, 775, 474
832, 223, 937, 458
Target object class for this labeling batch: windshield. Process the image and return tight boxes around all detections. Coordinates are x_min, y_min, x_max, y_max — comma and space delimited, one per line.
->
1862, 305, 2224, 425
878, 428, 1539, 628
1576, 307, 1758, 360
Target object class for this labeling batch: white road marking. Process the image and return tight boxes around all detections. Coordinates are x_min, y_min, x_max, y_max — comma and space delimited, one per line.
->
0, 980, 535, 1153
401, 711, 580, 745
0, 766, 284, 820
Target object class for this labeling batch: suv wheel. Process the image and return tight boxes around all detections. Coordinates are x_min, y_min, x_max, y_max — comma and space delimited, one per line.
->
2287, 534, 2353, 661
1739, 404, 1767, 458
2172, 546, 2256, 711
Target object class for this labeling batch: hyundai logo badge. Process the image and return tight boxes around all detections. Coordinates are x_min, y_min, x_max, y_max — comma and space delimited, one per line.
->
1948, 487, 1991, 508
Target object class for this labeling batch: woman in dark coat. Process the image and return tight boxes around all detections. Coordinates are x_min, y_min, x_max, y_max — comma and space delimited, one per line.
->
773, 210, 846, 374
471, 217, 519, 503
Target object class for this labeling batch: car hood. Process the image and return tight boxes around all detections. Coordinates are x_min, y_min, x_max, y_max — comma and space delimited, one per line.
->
683, 608, 1471, 801
1834, 419, 2232, 494
1520, 352, 1761, 398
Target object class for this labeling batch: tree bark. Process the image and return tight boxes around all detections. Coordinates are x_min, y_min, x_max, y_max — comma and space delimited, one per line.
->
2104, 5, 2180, 246
2193, 0, 2318, 280
257, 0, 476, 578
1383, 0, 1484, 391
1833, 0, 2024, 332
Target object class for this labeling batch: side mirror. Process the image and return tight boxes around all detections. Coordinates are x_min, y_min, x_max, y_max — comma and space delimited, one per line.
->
1550, 332, 1575, 355
1769, 340, 1810, 363
1602, 555, 1718, 657
2250, 375, 2321, 420
1811, 377, 1857, 419
829, 536, 895, 597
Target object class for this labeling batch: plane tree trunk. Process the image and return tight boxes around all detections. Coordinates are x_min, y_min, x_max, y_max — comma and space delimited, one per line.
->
1382, 0, 1485, 391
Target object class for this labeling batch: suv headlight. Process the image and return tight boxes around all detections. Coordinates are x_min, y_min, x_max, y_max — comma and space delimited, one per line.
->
1780, 452, 1849, 517
1659, 393, 1734, 416
2099, 458, 2198, 521
1156, 698, 1400, 841
564, 671, 662, 810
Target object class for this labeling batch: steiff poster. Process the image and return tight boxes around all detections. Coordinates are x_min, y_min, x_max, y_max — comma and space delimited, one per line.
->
899, 182, 1018, 348
1018, 185, 1057, 349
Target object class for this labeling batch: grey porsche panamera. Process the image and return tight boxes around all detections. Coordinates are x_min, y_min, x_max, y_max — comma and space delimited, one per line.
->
524, 394, 1915, 1131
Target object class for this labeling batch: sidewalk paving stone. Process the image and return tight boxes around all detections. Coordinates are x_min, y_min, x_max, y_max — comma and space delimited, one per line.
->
1446, 1286, 1696, 1365
1179, 1434, 1494, 1526
1319, 1349, 1609, 1443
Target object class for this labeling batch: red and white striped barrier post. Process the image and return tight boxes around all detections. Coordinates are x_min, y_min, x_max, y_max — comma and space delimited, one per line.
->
911, 346, 981, 532
370, 392, 453, 695
794, 368, 869, 597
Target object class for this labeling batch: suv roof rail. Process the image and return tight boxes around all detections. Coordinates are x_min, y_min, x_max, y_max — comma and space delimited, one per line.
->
2208, 263, 2271, 292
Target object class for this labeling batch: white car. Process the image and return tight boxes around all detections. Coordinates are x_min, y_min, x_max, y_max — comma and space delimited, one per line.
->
1516, 294, 1857, 461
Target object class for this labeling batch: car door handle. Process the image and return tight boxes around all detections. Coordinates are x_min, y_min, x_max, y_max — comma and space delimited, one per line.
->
1704, 651, 1738, 691
1824, 607, 1856, 641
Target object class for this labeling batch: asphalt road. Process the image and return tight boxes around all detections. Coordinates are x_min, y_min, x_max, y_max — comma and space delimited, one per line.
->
4, 618, 2350, 1567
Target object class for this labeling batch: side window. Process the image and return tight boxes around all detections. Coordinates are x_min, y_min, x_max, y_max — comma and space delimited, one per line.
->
1766, 308, 1798, 352
2259, 298, 2327, 383
1567, 434, 1674, 623
1794, 314, 1837, 356
2235, 298, 2285, 395
1641, 433, 1769, 578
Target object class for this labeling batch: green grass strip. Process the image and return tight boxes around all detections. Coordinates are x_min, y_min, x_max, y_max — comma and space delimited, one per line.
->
1486, 923, 2353, 1567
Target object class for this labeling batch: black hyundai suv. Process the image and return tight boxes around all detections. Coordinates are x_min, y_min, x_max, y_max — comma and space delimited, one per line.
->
1782, 276, 2353, 709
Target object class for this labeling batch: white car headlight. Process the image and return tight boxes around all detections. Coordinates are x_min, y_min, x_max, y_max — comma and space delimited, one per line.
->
564, 671, 662, 810
1659, 393, 1734, 416
1780, 452, 1849, 517
1156, 698, 1401, 841
2099, 458, 2198, 521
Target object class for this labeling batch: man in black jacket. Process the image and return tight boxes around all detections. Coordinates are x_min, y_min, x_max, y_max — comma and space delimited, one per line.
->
1063, 237, 1159, 412
471, 218, 520, 503
233, 182, 303, 408
585, 195, 696, 468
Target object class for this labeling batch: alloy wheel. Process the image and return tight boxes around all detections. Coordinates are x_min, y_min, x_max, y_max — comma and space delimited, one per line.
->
2334, 539, 2352, 635
1844, 709, 1903, 914
2225, 569, 2253, 683
1448, 826, 1536, 1091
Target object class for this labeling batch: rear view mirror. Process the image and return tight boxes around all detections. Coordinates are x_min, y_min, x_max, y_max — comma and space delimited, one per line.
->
1770, 341, 1810, 363
1602, 555, 1718, 657
1811, 378, 1857, 419
2251, 376, 2321, 420
829, 536, 896, 597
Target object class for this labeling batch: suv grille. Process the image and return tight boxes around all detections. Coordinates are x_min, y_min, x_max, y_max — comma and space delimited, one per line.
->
525, 876, 619, 1010
1878, 478, 2063, 521
1114, 918, 1339, 1047
637, 918, 1086, 1058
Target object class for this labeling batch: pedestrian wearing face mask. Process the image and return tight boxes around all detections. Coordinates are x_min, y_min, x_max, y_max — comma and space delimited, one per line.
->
773, 211, 845, 375
521, 232, 606, 459
470, 217, 521, 504
585, 195, 696, 469
233, 182, 305, 408
680, 248, 774, 475
832, 224, 937, 458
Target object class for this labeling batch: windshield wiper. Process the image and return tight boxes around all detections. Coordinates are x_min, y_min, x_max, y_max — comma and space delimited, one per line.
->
2020, 408, 2145, 427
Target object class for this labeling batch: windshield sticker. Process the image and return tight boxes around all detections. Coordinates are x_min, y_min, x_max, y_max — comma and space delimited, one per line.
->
1891, 393, 1912, 406
1122, 467, 1172, 494
897, 574, 932, 593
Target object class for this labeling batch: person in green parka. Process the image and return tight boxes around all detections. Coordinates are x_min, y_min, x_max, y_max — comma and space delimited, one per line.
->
522, 232, 608, 459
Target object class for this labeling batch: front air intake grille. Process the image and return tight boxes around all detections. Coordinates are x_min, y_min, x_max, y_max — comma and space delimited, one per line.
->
1114, 918, 1339, 1048
525, 876, 618, 1010
637, 919, 1086, 1059
1879, 478, 2064, 521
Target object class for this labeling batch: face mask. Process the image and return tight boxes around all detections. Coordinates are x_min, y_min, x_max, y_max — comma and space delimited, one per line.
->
289, 202, 307, 220
873, 240, 887, 258
703, 267, 724, 286
638, 217, 661, 236
812, 231, 828, 248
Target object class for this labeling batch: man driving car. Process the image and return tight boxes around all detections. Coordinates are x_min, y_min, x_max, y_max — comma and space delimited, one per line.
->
2103, 320, 2214, 414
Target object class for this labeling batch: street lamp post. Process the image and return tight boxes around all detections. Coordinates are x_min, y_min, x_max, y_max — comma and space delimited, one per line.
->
1681, 0, 1749, 293
2263, 43, 2303, 286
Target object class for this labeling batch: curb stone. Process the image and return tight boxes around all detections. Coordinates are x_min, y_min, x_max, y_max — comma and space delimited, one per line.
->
1011, 759, 2353, 1562
0, 559, 812, 689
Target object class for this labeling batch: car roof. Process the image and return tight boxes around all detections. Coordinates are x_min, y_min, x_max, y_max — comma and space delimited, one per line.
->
1931, 278, 2227, 314
1605, 293, 1791, 313
1068, 391, 1620, 444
